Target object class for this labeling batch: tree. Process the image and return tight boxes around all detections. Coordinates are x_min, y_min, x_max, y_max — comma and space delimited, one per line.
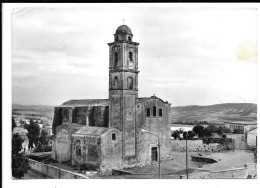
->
223, 127, 232, 133
203, 127, 212, 137
12, 134, 29, 178
27, 119, 40, 149
178, 128, 184, 134
193, 125, 205, 138
12, 116, 17, 130
38, 129, 49, 150
207, 125, 218, 133
183, 131, 188, 139
188, 131, 196, 139
172, 130, 180, 140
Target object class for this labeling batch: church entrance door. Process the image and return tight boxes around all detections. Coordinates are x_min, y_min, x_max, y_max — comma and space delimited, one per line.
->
151, 147, 158, 161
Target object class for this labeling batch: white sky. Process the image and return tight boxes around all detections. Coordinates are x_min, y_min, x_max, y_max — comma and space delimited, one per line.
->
11, 7, 257, 106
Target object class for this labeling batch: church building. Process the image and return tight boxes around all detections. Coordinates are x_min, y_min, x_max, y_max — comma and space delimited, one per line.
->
51, 24, 171, 173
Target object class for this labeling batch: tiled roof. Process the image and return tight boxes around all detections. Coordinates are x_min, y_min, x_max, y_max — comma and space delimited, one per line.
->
137, 97, 169, 104
59, 99, 109, 107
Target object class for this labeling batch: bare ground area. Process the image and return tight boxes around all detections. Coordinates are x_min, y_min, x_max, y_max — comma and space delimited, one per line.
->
94, 150, 255, 179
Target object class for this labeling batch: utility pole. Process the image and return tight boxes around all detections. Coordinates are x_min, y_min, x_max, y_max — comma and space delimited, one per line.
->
186, 137, 189, 179
158, 140, 161, 179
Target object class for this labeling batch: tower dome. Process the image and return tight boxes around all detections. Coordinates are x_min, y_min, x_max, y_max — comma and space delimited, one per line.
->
115, 25, 132, 35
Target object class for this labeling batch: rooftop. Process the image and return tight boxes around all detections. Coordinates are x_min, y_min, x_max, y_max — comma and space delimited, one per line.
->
59, 99, 109, 107
115, 25, 132, 35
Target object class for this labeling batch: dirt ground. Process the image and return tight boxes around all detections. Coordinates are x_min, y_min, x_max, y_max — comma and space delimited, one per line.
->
95, 149, 255, 179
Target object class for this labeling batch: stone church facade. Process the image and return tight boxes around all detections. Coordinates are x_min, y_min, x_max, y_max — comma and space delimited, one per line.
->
52, 25, 171, 173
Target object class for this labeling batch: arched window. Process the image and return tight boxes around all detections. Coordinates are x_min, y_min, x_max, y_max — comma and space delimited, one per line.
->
128, 36, 132, 41
114, 52, 118, 68
113, 76, 118, 89
129, 52, 133, 61
127, 77, 133, 89
153, 106, 156, 117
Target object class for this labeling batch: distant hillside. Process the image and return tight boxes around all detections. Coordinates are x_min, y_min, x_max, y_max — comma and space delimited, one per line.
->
171, 103, 257, 123
12, 103, 257, 123
12, 104, 55, 117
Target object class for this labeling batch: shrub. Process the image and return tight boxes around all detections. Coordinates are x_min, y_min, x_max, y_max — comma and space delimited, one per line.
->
193, 125, 204, 138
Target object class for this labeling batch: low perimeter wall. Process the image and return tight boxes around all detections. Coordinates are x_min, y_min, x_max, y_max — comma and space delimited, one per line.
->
171, 138, 235, 152
180, 163, 257, 179
171, 140, 224, 152
28, 158, 88, 179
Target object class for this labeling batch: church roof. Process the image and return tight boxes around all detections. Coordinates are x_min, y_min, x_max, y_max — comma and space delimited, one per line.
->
72, 126, 114, 136
137, 97, 169, 104
115, 25, 132, 35
59, 99, 109, 107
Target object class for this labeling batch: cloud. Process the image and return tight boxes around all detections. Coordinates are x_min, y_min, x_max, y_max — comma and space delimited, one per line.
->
11, 7, 257, 106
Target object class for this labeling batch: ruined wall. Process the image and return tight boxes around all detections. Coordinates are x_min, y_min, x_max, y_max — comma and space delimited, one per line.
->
52, 106, 109, 135
88, 106, 109, 127
136, 98, 171, 163
52, 123, 83, 161
100, 129, 123, 173
72, 107, 87, 125
72, 135, 101, 169
52, 107, 62, 135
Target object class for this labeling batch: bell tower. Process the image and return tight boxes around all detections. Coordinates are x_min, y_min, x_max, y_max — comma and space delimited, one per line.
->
108, 25, 139, 160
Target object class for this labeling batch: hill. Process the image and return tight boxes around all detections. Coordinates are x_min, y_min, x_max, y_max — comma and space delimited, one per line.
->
12, 104, 55, 118
171, 103, 257, 123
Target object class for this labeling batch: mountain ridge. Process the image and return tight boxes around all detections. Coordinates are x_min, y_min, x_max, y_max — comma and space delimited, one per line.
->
171, 103, 257, 123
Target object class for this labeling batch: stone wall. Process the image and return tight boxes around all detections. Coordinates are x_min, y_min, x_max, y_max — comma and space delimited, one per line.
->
136, 97, 171, 164
202, 137, 234, 150
180, 163, 257, 179
226, 134, 248, 150
28, 158, 87, 179
52, 123, 83, 161
171, 140, 225, 152
247, 128, 257, 148
52, 106, 109, 135
71, 135, 101, 168
100, 129, 123, 173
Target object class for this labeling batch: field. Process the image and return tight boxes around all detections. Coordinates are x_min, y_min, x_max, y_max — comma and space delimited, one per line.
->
12, 104, 54, 118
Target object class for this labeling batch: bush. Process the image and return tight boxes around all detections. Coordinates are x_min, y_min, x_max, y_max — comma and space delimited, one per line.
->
172, 131, 180, 140
203, 128, 212, 137
188, 131, 196, 139
233, 128, 244, 134
193, 125, 204, 138
12, 134, 29, 178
